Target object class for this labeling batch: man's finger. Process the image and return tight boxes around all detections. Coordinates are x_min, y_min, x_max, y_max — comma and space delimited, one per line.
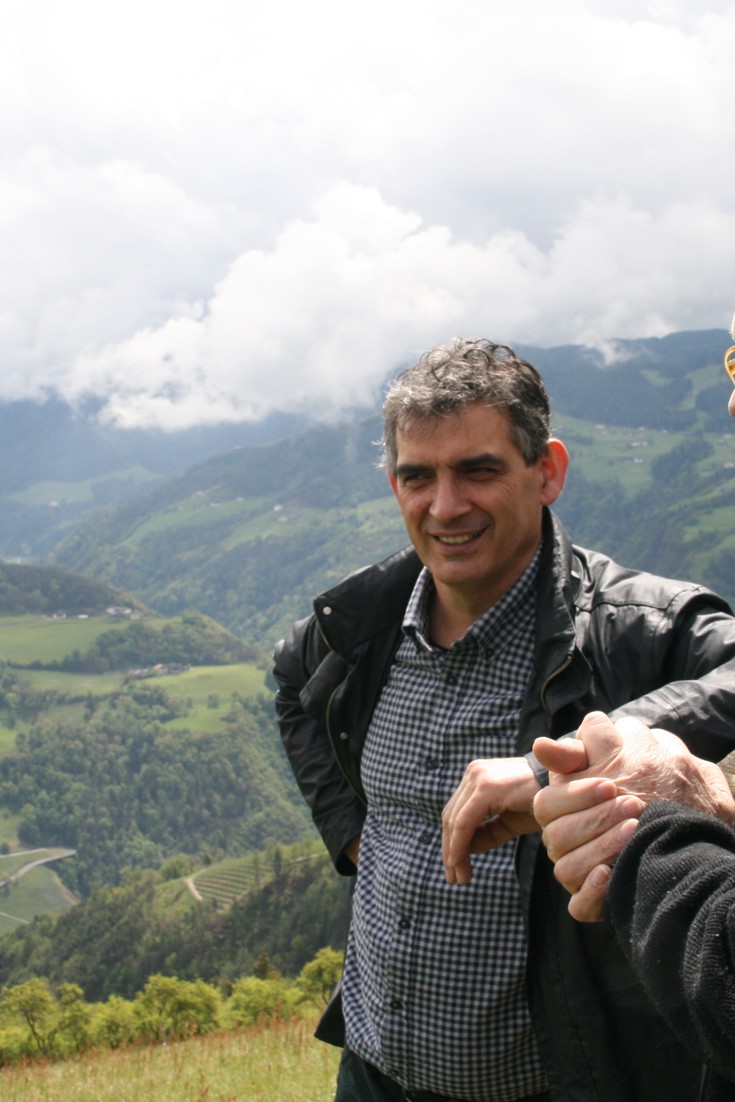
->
534, 776, 617, 829
553, 815, 641, 894
567, 865, 612, 923
533, 735, 588, 775
539, 787, 637, 859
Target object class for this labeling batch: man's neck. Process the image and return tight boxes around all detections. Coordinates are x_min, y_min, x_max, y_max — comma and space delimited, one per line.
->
428, 589, 490, 648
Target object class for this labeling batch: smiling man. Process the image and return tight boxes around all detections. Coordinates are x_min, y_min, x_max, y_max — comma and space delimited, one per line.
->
273, 338, 735, 1102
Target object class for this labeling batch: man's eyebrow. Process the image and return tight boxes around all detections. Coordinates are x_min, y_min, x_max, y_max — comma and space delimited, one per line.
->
394, 453, 506, 479
394, 462, 431, 479
455, 452, 505, 470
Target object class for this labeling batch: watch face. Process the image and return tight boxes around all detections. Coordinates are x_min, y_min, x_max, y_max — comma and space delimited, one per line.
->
725, 345, 735, 384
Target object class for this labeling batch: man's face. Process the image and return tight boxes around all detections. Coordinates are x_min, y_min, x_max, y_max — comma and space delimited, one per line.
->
388, 401, 568, 613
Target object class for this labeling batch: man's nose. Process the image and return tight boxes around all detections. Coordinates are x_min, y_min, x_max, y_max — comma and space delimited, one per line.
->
429, 475, 471, 521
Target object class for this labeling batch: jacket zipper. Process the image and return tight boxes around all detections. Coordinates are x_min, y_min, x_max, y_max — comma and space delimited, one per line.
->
316, 615, 368, 806
540, 653, 574, 713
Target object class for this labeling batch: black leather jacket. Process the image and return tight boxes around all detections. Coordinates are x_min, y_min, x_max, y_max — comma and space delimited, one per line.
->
274, 510, 735, 1101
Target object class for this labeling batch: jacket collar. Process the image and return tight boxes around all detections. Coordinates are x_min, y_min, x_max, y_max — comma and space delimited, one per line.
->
313, 508, 581, 663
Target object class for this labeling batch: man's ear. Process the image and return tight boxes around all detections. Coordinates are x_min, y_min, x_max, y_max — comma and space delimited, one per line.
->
539, 438, 569, 506
387, 470, 399, 498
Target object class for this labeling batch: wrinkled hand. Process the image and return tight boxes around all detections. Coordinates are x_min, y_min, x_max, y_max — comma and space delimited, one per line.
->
534, 773, 642, 921
532, 711, 735, 921
442, 756, 540, 884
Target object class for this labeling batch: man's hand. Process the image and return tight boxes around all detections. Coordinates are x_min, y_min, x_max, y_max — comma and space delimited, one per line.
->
532, 711, 735, 921
534, 773, 643, 921
344, 834, 361, 868
442, 756, 540, 885
536, 710, 734, 819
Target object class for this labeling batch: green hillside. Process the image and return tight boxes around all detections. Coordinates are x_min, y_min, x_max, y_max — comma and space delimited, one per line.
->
0, 561, 146, 617
0, 841, 352, 1000
0, 849, 78, 938
0, 607, 310, 909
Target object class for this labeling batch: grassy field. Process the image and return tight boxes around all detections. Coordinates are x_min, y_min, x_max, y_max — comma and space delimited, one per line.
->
0, 862, 77, 938
553, 413, 735, 489
10, 467, 156, 507
0, 1019, 340, 1102
162, 664, 268, 732
0, 616, 138, 665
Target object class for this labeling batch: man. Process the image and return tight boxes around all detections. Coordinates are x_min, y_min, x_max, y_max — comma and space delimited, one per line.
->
274, 338, 735, 1102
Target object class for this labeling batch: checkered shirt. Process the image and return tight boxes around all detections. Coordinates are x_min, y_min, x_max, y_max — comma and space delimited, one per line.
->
341, 554, 548, 1102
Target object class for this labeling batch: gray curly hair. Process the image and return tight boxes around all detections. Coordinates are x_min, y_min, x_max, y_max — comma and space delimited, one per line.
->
381, 338, 552, 472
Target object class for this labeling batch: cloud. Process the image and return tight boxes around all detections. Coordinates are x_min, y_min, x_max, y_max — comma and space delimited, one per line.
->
1, 0, 734, 427
61, 182, 735, 428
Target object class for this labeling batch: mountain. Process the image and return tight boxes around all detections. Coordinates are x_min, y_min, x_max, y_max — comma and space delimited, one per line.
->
0, 398, 315, 560
48, 329, 735, 651
2, 329, 730, 566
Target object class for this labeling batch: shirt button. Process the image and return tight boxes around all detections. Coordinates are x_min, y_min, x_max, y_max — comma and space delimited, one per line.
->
418, 830, 432, 844
424, 756, 439, 771
339, 731, 348, 741
323, 606, 332, 615
446, 673, 458, 686
398, 916, 411, 929
389, 998, 403, 1011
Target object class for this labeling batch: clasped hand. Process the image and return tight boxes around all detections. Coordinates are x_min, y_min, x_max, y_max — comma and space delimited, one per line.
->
532, 711, 735, 922
441, 756, 540, 884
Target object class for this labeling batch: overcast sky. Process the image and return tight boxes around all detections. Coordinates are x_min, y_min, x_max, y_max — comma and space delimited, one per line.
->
3, 0, 734, 429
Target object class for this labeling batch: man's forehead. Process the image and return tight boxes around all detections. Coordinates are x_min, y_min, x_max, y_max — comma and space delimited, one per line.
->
395, 402, 512, 453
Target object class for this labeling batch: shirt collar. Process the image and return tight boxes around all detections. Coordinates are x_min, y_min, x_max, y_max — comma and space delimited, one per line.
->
403, 545, 541, 654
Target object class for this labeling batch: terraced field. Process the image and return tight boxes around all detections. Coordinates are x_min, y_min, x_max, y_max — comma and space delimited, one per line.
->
190, 846, 322, 909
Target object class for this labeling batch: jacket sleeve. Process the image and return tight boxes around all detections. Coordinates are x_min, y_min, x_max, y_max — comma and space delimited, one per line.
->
273, 617, 366, 875
604, 591, 735, 762
606, 800, 735, 1085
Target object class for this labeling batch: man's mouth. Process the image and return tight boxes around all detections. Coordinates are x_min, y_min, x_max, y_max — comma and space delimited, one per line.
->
433, 531, 484, 546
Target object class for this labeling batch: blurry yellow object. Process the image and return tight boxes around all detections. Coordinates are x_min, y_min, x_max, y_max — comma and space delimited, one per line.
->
725, 345, 735, 383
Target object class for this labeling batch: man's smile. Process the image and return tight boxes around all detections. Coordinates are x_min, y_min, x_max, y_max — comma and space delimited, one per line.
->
431, 529, 486, 546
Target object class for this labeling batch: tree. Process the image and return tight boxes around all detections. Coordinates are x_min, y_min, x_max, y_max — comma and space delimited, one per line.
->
226, 976, 294, 1027
296, 947, 343, 1008
134, 975, 221, 1041
1, 978, 57, 1054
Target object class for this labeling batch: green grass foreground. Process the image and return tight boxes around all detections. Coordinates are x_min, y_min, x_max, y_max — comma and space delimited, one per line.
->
0, 1019, 340, 1101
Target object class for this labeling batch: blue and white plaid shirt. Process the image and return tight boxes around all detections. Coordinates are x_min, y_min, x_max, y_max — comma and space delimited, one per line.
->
342, 553, 548, 1102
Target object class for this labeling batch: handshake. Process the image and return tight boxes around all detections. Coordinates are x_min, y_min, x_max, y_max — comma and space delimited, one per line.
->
532, 713, 735, 920
441, 711, 735, 921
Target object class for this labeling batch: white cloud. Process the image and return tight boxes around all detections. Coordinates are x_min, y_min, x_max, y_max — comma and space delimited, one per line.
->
1, 0, 734, 426
64, 182, 735, 428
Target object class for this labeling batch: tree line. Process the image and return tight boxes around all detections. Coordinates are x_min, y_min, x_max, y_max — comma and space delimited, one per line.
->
0, 946, 343, 1067
0, 848, 351, 1004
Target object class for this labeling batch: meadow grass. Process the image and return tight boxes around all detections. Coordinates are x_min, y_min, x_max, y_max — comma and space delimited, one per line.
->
0, 863, 77, 938
0, 1019, 340, 1102
119, 495, 272, 548
21, 669, 123, 695
0, 617, 133, 665
164, 664, 267, 732
10, 468, 156, 507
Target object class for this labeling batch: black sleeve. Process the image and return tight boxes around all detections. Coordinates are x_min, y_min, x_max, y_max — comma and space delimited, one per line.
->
273, 620, 365, 874
606, 800, 735, 1084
